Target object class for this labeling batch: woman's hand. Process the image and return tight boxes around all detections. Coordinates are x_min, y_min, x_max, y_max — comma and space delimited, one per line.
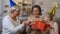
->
22, 21, 29, 25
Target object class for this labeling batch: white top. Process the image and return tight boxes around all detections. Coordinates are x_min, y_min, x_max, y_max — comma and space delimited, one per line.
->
2, 15, 24, 34
50, 22, 58, 34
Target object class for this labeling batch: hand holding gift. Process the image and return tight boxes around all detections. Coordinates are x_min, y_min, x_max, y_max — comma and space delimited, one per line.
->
28, 17, 35, 22
33, 20, 50, 31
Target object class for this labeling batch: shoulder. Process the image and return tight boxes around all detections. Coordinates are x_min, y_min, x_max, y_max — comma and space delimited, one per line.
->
53, 22, 58, 25
2, 15, 14, 27
3, 15, 11, 23
53, 22, 58, 27
3, 15, 10, 20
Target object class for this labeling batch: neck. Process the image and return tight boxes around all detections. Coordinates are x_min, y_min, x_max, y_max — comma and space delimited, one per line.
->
35, 15, 39, 18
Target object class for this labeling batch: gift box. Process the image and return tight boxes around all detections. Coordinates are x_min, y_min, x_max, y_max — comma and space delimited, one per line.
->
34, 20, 50, 31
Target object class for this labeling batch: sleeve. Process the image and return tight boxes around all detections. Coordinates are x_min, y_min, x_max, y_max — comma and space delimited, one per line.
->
26, 17, 31, 33
53, 22, 58, 34
2, 17, 24, 34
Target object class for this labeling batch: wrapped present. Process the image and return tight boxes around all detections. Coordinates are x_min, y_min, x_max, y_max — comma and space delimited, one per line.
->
34, 20, 50, 31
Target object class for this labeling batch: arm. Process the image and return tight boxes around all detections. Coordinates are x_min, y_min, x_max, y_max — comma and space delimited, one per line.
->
53, 22, 58, 34
2, 17, 24, 34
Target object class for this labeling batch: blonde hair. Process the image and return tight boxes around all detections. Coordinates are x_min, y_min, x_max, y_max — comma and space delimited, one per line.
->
10, 5, 21, 13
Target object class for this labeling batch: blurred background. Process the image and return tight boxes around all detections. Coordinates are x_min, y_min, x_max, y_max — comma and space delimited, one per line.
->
0, 0, 60, 34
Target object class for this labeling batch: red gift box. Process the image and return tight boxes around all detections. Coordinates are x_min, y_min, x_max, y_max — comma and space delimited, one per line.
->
34, 20, 50, 31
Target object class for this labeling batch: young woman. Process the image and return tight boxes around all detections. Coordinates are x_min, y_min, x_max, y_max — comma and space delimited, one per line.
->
44, 13, 58, 34
26, 5, 43, 34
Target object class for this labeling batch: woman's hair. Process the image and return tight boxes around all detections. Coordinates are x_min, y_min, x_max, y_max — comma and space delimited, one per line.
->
10, 5, 21, 13
32, 5, 42, 15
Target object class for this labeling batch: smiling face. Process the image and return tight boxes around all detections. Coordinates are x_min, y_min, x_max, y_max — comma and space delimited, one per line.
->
10, 8, 21, 17
10, 6, 21, 17
14, 9, 20, 16
32, 5, 42, 17
33, 8, 39, 17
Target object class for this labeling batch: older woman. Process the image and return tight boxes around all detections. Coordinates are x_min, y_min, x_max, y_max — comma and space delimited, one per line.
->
26, 5, 43, 34
2, 5, 29, 34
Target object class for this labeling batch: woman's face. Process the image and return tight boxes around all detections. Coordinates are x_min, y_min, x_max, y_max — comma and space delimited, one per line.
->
33, 8, 39, 17
13, 9, 20, 17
